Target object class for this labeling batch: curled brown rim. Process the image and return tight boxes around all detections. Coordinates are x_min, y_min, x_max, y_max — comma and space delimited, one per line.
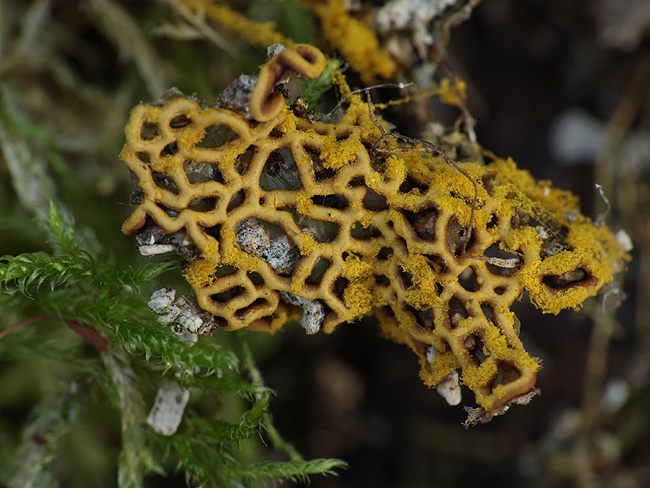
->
250, 44, 326, 122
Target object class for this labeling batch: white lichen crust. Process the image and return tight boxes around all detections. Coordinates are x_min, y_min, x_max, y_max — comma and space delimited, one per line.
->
146, 379, 190, 436
278, 292, 325, 335
235, 219, 301, 275
148, 288, 211, 335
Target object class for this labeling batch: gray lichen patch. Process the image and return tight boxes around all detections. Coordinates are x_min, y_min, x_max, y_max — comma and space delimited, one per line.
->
148, 288, 212, 335
146, 379, 190, 436
279, 291, 325, 334
217, 74, 258, 116
235, 219, 301, 275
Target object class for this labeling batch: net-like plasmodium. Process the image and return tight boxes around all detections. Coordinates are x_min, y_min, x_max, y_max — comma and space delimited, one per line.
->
121, 54, 628, 414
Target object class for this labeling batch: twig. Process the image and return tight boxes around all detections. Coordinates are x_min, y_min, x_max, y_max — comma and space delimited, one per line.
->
326, 82, 413, 119
0, 315, 109, 351
0, 315, 56, 341
365, 91, 477, 254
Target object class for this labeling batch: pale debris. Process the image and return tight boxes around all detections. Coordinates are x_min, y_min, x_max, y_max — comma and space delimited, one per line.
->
139, 244, 176, 256
279, 291, 325, 334
426, 346, 461, 405
148, 288, 209, 335
217, 74, 257, 116
376, 0, 457, 58
482, 256, 520, 269
615, 229, 633, 252
601, 379, 631, 414
436, 370, 461, 406
146, 378, 190, 436
267, 43, 286, 59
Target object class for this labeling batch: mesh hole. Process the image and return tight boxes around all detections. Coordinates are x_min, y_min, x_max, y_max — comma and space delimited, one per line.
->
156, 203, 180, 218
137, 152, 150, 164
306, 148, 336, 180
458, 267, 477, 292
410, 305, 435, 330
398, 177, 428, 194
446, 217, 470, 255
196, 125, 236, 148
152, 172, 179, 195
247, 272, 264, 286
333, 277, 349, 301
140, 122, 159, 140
235, 147, 254, 175
363, 187, 388, 211
307, 258, 330, 285
397, 270, 413, 291
491, 362, 522, 390
188, 197, 217, 212
374, 274, 390, 286
212, 286, 243, 303
160, 141, 178, 157
543, 269, 588, 288
464, 334, 487, 365
204, 225, 221, 240
259, 148, 302, 191
311, 194, 349, 209
235, 298, 270, 319
406, 209, 437, 241
184, 160, 223, 184
350, 222, 381, 240
169, 114, 191, 129
227, 190, 246, 212
425, 254, 447, 274
481, 304, 494, 323
378, 247, 393, 260
448, 297, 467, 329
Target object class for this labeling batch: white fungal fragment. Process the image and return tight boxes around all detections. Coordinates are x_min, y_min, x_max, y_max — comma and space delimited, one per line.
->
482, 256, 521, 269
436, 370, 461, 406
146, 379, 190, 436
426, 347, 461, 405
426, 345, 438, 364
138, 244, 176, 256
279, 292, 325, 334
601, 379, 630, 414
615, 229, 633, 252
148, 288, 209, 335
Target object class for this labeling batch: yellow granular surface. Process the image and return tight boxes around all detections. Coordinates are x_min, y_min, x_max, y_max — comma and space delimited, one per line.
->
121, 52, 628, 414
298, 0, 397, 83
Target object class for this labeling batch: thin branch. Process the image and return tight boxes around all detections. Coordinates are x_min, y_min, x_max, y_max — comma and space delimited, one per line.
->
0, 315, 109, 351
365, 92, 477, 254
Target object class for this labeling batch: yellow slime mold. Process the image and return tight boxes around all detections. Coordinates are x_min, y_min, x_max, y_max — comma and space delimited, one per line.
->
121, 45, 628, 419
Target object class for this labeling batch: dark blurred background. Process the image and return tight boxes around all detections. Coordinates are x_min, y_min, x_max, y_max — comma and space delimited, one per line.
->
1, 0, 648, 486
257, 1, 650, 486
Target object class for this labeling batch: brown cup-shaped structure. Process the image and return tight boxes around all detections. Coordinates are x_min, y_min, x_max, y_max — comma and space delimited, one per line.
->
249, 44, 326, 122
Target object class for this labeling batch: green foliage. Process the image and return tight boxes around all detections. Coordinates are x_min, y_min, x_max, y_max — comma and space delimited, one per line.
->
299, 58, 341, 112
0, 204, 346, 487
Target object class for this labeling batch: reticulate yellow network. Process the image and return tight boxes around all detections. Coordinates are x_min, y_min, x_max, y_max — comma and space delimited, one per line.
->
121, 44, 628, 417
